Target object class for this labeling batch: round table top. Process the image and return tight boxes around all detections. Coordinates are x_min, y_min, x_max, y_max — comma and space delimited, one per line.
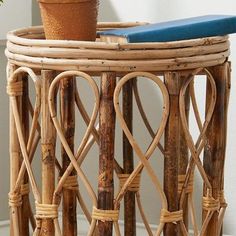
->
5, 22, 230, 72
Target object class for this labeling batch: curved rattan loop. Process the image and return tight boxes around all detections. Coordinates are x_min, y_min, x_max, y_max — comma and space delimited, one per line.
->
74, 86, 123, 173
48, 71, 99, 236
136, 191, 154, 235
179, 68, 219, 235
114, 72, 169, 206
114, 72, 188, 236
133, 79, 165, 154
179, 68, 216, 198
8, 67, 42, 236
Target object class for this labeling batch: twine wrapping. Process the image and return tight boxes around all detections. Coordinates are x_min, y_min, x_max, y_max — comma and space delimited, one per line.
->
8, 192, 22, 207
92, 207, 119, 222
7, 81, 23, 96
160, 209, 183, 223
42, 143, 55, 159
35, 202, 58, 219
219, 190, 228, 208
21, 183, 30, 196
60, 175, 78, 191
178, 174, 194, 194
202, 196, 220, 211
117, 174, 141, 192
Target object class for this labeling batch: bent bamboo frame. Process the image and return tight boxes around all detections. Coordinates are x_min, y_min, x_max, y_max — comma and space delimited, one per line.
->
48, 71, 100, 236
6, 24, 229, 72
6, 23, 231, 236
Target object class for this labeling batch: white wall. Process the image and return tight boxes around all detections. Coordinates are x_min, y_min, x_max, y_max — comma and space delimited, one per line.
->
0, 46, 10, 221
0, 0, 34, 221
0, 0, 31, 40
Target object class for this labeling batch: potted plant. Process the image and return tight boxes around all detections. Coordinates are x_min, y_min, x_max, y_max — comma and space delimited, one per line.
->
38, 0, 99, 41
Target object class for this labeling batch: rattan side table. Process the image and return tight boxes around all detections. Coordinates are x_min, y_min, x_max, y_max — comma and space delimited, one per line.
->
6, 22, 230, 236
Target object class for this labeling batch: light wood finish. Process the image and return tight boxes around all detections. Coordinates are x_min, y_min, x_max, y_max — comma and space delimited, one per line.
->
8, 67, 42, 236
114, 72, 187, 236
6, 25, 229, 72
178, 68, 224, 235
8, 64, 22, 236
48, 71, 99, 236
6, 22, 232, 236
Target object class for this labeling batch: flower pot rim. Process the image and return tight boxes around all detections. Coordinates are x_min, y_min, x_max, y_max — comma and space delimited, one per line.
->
38, 0, 94, 3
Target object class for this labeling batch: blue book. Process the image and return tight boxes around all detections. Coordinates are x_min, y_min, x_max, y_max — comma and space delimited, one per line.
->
100, 15, 236, 43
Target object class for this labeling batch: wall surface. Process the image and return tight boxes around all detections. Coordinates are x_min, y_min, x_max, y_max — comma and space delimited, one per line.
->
0, 46, 9, 221
0, 0, 236, 235
0, 0, 31, 39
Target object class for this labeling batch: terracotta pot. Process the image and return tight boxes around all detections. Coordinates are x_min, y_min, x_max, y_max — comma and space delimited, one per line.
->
38, 0, 98, 41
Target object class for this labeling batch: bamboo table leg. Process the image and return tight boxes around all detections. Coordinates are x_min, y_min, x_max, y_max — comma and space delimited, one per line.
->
122, 79, 136, 236
178, 78, 190, 232
21, 76, 30, 236
40, 70, 56, 236
60, 77, 77, 236
203, 62, 230, 236
98, 72, 116, 236
9, 64, 22, 236
164, 72, 181, 236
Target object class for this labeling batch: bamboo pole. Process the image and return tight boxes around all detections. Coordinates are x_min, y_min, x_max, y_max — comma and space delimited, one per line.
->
178, 77, 190, 232
60, 77, 77, 236
40, 70, 56, 236
21, 76, 30, 236
7, 40, 229, 60
97, 72, 116, 236
164, 72, 181, 236
122, 79, 136, 236
5, 48, 229, 72
9, 64, 22, 236
203, 62, 230, 236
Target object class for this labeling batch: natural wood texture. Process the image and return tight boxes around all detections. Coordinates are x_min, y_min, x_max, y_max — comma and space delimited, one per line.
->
98, 72, 116, 236
114, 72, 187, 236
179, 68, 222, 235
178, 78, 190, 233
6, 25, 229, 72
7, 40, 229, 60
8, 66, 42, 236
122, 79, 136, 236
40, 70, 56, 236
203, 62, 230, 236
48, 70, 99, 235
21, 76, 30, 236
8, 64, 22, 236
6, 49, 229, 73
164, 72, 181, 236
6, 22, 232, 236
60, 77, 77, 236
